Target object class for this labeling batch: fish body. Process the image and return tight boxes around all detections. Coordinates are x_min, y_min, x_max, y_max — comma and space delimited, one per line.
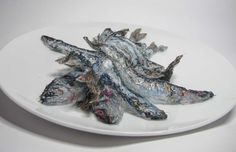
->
92, 75, 125, 124
41, 35, 99, 69
113, 60, 214, 104
92, 58, 167, 120
85, 28, 180, 81
84, 29, 214, 104
41, 35, 96, 55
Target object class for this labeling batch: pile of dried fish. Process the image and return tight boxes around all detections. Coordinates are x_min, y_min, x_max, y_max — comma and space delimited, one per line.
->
40, 28, 214, 124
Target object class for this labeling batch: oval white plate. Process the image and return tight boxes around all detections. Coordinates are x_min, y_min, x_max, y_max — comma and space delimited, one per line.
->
0, 22, 236, 136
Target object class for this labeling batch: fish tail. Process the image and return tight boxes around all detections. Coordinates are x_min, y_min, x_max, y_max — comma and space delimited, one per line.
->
160, 55, 183, 81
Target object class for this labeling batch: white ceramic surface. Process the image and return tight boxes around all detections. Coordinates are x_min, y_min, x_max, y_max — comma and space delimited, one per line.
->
0, 22, 235, 136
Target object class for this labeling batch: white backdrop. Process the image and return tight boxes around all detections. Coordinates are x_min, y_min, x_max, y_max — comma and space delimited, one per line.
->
0, 0, 236, 151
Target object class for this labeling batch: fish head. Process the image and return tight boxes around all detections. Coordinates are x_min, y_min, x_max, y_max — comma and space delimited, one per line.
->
41, 35, 65, 51
93, 90, 124, 124
40, 77, 82, 105
179, 90, 214, 104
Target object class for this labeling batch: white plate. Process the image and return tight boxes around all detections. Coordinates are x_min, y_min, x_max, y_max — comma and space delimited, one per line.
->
0, 22, 236, 136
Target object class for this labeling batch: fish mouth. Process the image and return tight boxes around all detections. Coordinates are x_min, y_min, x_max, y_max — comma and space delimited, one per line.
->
41, 35, 55, 42
41, 35, 56, 49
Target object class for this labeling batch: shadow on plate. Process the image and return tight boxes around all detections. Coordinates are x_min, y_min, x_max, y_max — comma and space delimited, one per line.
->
0, 89, 234, 148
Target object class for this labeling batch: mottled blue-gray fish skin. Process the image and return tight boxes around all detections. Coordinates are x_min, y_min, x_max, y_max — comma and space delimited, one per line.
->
113, 60, 214, 104
41, 35, 99, 69
86, 28, 214, 104
92, 58, 167, 120
86, 28, 180, 80
41, 34, 214, 105
41, 35, 96, 55
97, 28, 165, 69
92, 80, 125, 124
40, 68, 88, 105
40, 31, 214, 124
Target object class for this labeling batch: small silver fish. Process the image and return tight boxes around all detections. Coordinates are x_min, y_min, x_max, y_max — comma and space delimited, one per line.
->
83, 28, 214, 104
84, 28, 180, 81
113, 59, 214, 104
40, 68, 88, 105
91, 58, 167, 120
92, 84, 125, 124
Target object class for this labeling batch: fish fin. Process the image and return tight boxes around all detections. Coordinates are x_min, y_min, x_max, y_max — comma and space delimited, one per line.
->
158, 45, 168, 52
78, 92, 95, 111
147, 43, 168, 53
55, 51, 75, 64
143, 42, 158, 58
64, 61, 80, 67
55, 52, 83, 67
83, 36, 102, 50
129, 28, 147, 42
77, 70, 94, 83
160, 55, 183, 81
147, 42, 158, 53
142, 69, 166, 79
77, 70, 101, 107
144, 43, 168, 58
114, 28, 129, 36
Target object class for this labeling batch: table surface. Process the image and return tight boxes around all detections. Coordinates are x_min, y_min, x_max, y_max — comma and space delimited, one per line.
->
0, 0, 236, 152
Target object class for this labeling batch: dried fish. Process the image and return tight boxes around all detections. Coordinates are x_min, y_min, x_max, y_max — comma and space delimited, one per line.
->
40, 28, 214, 124
84, 28, 180, 81
40, 67, 88, 105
